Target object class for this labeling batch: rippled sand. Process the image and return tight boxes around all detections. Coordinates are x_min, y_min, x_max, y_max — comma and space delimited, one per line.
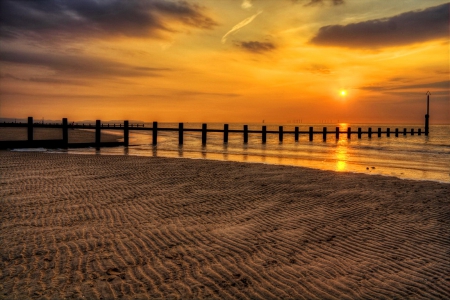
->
0, 151, 449, 299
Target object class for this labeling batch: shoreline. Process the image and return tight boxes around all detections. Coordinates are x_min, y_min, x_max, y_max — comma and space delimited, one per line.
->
1, 151, 449, 299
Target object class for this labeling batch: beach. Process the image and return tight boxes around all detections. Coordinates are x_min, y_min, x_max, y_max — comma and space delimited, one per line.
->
1, 151, 449, 299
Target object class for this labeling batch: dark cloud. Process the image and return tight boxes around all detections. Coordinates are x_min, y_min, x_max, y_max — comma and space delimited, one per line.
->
0, 50, 172, 78
235, 41, 276, 53
0, 0, 217, 41
310, 3, 449, 48
304, 0, 344, 6
289, 0, 344, 6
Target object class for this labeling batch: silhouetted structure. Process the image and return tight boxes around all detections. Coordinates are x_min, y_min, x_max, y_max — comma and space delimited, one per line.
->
0, 117, 427, 149
425, 92, 430, 136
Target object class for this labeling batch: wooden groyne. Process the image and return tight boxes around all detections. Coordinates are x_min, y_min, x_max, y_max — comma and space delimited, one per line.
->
0, 117, 428, 149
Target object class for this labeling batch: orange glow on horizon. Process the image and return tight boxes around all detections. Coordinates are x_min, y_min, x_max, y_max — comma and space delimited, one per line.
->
0, 1, 448, 124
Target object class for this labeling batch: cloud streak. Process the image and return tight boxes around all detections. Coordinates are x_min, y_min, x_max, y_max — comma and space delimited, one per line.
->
359, 80, 450, 92
0, 50, 172, 79
310, 3, 449, 48
221, 10, 263, 44
235, 41, 276, 53
0, 0, 217, 41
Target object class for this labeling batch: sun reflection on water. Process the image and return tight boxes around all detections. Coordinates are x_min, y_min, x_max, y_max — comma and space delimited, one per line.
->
335, 140, 349, 172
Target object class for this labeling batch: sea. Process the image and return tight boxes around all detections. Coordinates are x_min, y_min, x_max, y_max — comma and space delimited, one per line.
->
57, 123, 450, 183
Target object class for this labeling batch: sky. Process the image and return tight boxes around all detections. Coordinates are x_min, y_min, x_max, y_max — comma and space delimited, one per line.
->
0, 0, 448, 124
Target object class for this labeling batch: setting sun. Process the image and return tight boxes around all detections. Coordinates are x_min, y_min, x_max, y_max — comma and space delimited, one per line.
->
340, 90, 347, 97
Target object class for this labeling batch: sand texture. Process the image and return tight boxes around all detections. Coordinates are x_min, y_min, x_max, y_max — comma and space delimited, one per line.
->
0, 152, 449, 299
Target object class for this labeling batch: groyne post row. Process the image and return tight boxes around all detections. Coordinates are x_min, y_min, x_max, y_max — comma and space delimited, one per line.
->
135, 122, 424, 146
1, 117, 425, 149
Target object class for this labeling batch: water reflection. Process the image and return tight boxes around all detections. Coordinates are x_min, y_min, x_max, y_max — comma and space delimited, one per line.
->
335, 140, 348, 172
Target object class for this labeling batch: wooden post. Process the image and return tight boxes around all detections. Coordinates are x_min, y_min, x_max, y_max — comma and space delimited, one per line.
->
202, 123, 207, 145
387, 128, 390, 137
378, 128, 381, 138
336, 127, 340, 139
279, 126, 283, 142
411, 128, 414, 136
244, 125, 248, 143
418, 128, 421, 135
395, 128, 399, 137
95, 120, 101, 146
178, 123, 183, 145
358, 128, 362, 139
224, 124, 229, 143
62, 118, 68, 145
403, 128, 407, 136
124, 121, 129, 146
262, 126, 267, 143
322, 127, 327, 141
27, 117, 33, 142
309, 127, 313, 141
347, 127, 351, 139
295, 127, 299, 142
152, 121, 158, 145
425, 92, 430, 136
368, 128, 372, 138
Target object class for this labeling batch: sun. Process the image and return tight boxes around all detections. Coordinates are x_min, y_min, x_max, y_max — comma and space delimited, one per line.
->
340, 90, 347, 97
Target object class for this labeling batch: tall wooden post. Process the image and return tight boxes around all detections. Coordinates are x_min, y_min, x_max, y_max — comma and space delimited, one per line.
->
377, 128, 381, 138
262, 126, 267, 143
403, 128, 407, 136
336, 127, 340, 139
62, 118, 68, 146
347, 127, 351, 139
27, 117, 33, 142
425, 91, 430, 136
368, 128, 372, 138
152, 121, 158, 145
95, 120, 101, 146
202, 123, 207, 145
309, 127, 313, 141
224, 124, 229, 143
178, 123, 183, 145
279, 126, 283, 142
295, 127, 299, 142
358, 128, 362, 139
322, 127, 327, 141
124, 121, 129, 146
411, 128, 414, 136
418, 128, 421, 135
387, 128, 390, 137
395, 128, 399, 137
244, 125, 248, 143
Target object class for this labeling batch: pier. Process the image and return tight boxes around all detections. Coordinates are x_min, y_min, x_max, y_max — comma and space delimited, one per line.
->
0, 117, 427, 149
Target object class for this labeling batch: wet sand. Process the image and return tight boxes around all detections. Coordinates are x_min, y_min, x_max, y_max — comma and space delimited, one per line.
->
0, 127, 122, 143
0, 151, 449, 299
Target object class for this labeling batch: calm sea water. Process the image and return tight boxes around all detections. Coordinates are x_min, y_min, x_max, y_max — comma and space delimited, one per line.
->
65, 123, 450, 183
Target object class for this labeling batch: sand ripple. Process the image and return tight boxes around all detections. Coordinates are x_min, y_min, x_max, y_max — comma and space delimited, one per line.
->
0, 152, 449, 299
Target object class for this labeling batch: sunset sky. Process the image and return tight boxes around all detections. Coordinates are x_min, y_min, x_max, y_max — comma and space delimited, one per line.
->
0, 0, 448, 124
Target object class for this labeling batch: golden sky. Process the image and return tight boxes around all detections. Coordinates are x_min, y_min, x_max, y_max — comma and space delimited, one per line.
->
0, 0, 448, 124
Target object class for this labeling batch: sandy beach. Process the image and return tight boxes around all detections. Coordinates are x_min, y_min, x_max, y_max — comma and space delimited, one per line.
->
0, 151, 449, 299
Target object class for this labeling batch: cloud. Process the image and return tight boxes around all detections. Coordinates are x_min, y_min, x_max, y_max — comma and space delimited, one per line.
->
359, 80, 450, 92
310, 3, 449, 48
289, 0, 344, 6
242, 0, 253, 9
222, 10, 263, 43
304, 0, 344, 6
0, 0, 217, 41
0, 50, 172, 78
235, 41, 276, 53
